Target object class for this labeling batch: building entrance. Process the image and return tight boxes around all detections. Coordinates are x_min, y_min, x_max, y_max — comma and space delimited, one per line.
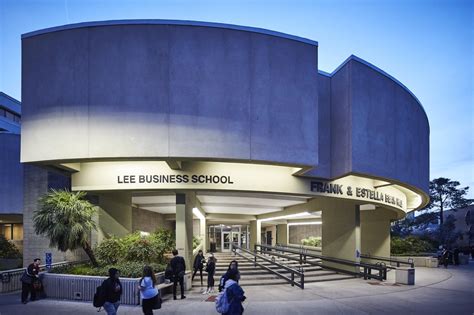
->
209, 224, 249, 252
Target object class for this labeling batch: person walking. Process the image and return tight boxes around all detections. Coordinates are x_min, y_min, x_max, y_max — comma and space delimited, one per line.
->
442, 248, 450, 269
20, 258, 41, 304
219, 260, 239, 292
139, 266, 159, 315
222, 269, 246, 315
203, 254, 216, 294
101, 268, 122, 315
192, 249, 205, 286
453, 247, 460, 265
170, 249, 186, 300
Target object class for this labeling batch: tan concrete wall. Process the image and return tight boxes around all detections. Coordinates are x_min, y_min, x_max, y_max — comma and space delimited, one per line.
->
288, 224, 322, 244
98, 192, 132, 233
132, 207, 174, 233
276, 224, 288, 245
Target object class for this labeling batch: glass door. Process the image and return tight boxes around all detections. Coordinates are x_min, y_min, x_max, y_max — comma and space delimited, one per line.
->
222, 232, 231, 252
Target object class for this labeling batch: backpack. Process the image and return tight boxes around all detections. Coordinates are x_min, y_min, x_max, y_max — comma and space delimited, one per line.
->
93, 284, 105, 308
215, 284, 233, 314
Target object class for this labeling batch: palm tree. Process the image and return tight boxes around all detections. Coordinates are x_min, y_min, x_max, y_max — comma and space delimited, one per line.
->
33, 189, 99, 267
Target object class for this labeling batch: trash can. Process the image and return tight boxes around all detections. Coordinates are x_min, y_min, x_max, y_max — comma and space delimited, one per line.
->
396, 267, 415, 285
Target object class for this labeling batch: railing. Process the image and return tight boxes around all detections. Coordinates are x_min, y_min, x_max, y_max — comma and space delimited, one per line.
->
0, 260, 87, 293
278, 243, 413, 270
230, 243, 305, 289
257, 243, 387, 281
361, 253, 414, 268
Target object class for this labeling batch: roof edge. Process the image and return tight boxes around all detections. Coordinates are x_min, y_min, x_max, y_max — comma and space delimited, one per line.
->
326, 55, 429, 130
21, 19, 318, 46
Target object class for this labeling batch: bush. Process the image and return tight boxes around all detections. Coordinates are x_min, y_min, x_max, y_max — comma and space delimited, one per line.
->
95, 237, 125, 265
0, 235, 22, 259
50, 261, 167, 278
391, 236, 434, 255
301, 236, 321, 247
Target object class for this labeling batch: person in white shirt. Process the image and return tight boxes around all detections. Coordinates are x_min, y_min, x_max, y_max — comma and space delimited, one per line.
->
138, 266, 159, 315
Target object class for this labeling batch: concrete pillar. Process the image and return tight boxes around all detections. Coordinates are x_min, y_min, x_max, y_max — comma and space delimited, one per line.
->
249, 220, 261, 250
361, 208, 394, 260
199, 215, 207, 255
277, 223, 288, 245
322, 203, 360, 272
175, 192, 194, 271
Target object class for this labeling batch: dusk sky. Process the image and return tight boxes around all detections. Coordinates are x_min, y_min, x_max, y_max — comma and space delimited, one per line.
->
1, 0, 472, 198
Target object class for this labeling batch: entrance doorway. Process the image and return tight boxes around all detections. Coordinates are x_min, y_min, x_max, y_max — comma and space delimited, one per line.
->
208, 224, 248, 252
222, 229, 241, 252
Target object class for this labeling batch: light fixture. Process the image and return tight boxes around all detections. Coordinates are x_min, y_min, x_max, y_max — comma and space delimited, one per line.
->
258, 212, 310, 223
287, 221, 322, 226
193, 207, 205, 220
139, 231, 150, 237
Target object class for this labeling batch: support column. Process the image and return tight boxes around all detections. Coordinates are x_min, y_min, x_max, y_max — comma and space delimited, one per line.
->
361, 208, 395, 260
277, 223, 288, 245
199, 215, 207, 255
249, 220, 261, 250
322, 203, 360, 272
175, 192, 194, 272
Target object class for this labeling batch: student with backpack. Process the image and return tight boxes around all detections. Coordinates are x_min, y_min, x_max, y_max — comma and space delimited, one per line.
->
215, 269, 245, 315
219, 260, 239, 292
138, 266, 160, 315
101, 268, 122, 315
170, 249, 186, 300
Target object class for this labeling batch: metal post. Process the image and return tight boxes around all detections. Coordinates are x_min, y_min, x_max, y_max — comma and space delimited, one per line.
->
291, 272, 295, 286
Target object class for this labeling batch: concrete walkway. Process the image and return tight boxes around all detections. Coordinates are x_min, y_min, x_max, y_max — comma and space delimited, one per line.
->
1, 262, 473, 315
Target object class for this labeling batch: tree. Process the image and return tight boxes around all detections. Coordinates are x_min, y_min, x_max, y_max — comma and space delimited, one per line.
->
427, 177, 473, 225
33, 189, 99, 267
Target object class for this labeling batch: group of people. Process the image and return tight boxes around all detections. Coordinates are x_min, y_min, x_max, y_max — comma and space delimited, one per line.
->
192, 250, 246, 314
437, 246, 463, 268
20, 249, 246, 315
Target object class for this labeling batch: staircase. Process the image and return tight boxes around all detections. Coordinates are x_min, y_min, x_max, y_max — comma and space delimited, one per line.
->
191, 251, 354, 288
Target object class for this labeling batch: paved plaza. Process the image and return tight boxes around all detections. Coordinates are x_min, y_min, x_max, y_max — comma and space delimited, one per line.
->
1, 261, 473, 315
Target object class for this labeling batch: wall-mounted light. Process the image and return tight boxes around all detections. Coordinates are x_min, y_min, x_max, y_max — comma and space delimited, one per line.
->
258, 211, 310, 223
193, 207, 205, 220
287, 221, 322, 226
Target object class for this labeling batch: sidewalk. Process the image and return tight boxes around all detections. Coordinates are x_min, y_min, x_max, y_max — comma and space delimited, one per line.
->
1, 262, 473, 315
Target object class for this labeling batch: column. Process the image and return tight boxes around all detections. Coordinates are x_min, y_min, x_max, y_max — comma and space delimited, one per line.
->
361, 208, 394, 260
175, 192, 194, 272
277, 223, 288, 245
249, 220, 261, 250
322, 203, 360, 272
200, 215, 207, 254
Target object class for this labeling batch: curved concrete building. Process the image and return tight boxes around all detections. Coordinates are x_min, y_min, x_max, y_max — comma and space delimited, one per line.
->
20, 20, 429, 270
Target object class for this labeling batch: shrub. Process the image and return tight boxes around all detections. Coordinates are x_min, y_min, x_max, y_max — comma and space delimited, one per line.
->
95, 237, 125, 265
0, 235, 22, 259
125, 238, 157, 263
301, 236, 321, 247
50, 261, 167, 278
391, 236, 434, 255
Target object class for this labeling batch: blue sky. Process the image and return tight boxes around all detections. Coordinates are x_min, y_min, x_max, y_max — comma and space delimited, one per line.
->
0, 0, 472, 197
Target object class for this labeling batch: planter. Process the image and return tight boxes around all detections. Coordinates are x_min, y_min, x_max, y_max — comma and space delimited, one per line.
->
391, 256, 435, 267
40, 270, 191, 305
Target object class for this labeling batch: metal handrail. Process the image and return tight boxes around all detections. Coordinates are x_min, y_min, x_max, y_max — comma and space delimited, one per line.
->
257, 243, 387, 281
360, 253, 414, 268
278, 243, 414, 269
230, 243, 305, 289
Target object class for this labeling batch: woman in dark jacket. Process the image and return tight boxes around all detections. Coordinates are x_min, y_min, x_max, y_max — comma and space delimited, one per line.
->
203, 255, 216, 294
219, 260, 239, 292
102, 268, 122, 315
223, 268, 245, 315
192, 249, 205, 286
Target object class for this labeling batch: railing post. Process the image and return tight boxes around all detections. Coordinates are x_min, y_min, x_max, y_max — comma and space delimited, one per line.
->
291, 272, 295, 287
254, 254, 257, 267
301, 270, 305, 289
363, 267, 367, 280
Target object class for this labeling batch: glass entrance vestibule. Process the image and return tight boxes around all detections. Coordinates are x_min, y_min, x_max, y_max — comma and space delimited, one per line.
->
208, 224, 249, 252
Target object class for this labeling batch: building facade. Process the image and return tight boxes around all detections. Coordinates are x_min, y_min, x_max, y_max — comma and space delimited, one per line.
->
0, 92, 23, 251
19, 20, 430, 268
